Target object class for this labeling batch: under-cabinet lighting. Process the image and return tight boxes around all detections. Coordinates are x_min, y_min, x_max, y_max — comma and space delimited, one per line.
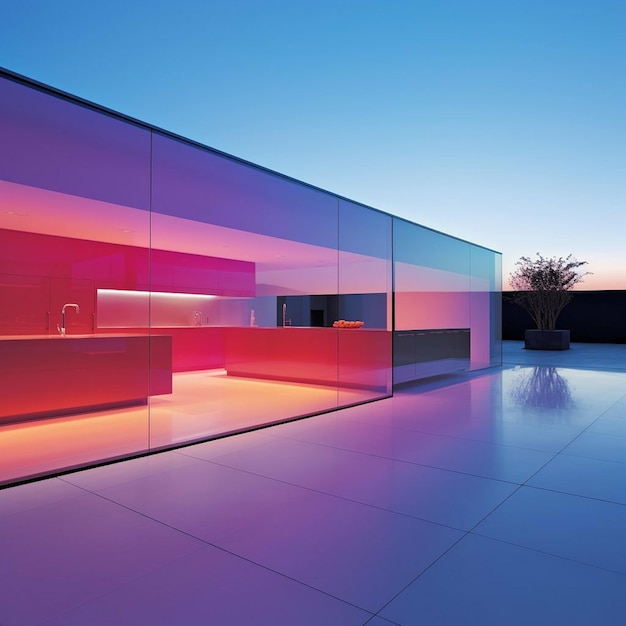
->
98, 289, 217, 300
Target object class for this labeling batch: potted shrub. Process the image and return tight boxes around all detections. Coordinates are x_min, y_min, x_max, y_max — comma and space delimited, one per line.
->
509, 253, 589, 350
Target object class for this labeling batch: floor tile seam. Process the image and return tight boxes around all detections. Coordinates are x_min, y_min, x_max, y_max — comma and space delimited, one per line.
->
59, 476, 237, 546
516, 419, 606, 487
560, 450, 626, 466
589, 395, 626, 420
348, 421, 582, 454
57, 479, 378, 618
0, 444, 213, 493
223, 431, 521, 486
363, 527, 475, 618
370, 480, 583, 613
468, 530, 626, 578
245, 437, 516, 485
362, 614, 402, 626
56, 461, 207, 496
264, 428, 536, 468
16, 503, 226, 625
0, 477, 103, 522
60, 451, 469, 534
308, 414, 583, 455
587, 427, 626, 438
522, 483, 626, 508
342, 412, 595, 438
35, 542, 377, 626
56, 459, 207, 497
555, 396, 626, 462
199, 456, 470, 534
357, 476, 535, 605
591, 411, 626, 423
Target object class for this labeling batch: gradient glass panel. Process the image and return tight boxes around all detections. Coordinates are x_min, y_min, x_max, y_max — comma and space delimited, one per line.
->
150, 132, 336, 248
493, 252, 503, 365
393, 218, 471, 383
0, 75, 152, 486
149, 133, 339, 448
470, 246, 503, 369
337, 200, 392, 404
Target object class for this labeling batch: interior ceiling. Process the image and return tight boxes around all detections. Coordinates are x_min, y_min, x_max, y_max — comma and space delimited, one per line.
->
0, 179, 372, 271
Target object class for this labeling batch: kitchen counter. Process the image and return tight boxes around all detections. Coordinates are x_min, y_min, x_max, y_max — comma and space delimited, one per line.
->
223, 326, 391, 391
0, 333, 156, 340
0, 334, 172, 423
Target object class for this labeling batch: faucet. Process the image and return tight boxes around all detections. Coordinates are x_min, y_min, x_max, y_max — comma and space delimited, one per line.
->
282, 302, 287, 327
58, 303, 80, 336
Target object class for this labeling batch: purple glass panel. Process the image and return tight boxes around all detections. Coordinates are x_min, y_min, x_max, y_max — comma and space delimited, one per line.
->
0, 76, 151, 209
0, 75, 151, 486
151, 133, 337, 248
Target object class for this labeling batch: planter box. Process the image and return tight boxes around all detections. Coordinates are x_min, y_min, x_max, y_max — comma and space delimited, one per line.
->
524, 329, 570, 350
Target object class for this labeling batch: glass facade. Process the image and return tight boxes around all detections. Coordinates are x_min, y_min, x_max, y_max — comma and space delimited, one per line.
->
0, 70, 501, 486
392, 218, 502, 383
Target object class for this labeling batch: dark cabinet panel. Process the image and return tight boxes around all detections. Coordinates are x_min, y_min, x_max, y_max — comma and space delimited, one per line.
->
393, 328, 470, 384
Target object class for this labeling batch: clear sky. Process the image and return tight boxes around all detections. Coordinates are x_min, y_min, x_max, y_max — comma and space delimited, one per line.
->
1, 0, 624, 289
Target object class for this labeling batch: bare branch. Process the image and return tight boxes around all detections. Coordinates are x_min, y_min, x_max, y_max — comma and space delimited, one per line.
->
508, 254, 590, 330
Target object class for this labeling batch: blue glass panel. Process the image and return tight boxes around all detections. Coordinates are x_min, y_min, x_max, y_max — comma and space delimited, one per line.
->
393, 218, 472, 383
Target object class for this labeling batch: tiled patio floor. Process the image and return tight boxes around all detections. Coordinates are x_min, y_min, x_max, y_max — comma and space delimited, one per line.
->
2, 341, 626, 625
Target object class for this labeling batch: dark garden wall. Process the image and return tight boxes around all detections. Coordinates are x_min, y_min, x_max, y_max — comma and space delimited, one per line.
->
503, 291, 626, 343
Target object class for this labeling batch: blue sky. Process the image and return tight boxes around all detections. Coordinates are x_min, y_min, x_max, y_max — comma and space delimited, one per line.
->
1, 0, 624, 288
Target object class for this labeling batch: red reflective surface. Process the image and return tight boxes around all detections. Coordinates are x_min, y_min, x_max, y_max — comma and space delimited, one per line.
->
0, 335, 171, 423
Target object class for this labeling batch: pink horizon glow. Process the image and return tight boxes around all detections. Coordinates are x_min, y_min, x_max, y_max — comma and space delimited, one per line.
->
503, 276, 623, 292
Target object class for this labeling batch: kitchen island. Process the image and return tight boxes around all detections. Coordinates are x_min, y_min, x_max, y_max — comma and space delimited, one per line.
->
0, 334, 172, 423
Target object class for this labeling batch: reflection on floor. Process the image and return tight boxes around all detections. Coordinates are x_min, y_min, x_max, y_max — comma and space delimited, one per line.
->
2, 342, 626, 624
151, 369, 382, 449
0, 371, 384, 485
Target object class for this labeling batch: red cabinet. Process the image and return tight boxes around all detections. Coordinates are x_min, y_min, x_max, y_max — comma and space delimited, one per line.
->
0, 334, 172, 423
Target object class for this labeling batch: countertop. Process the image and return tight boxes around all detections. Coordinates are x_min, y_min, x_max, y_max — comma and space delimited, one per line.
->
0, 334, 153, 341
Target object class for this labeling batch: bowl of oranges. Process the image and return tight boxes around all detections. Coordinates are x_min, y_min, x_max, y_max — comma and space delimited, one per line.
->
332, 320, 364, 329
